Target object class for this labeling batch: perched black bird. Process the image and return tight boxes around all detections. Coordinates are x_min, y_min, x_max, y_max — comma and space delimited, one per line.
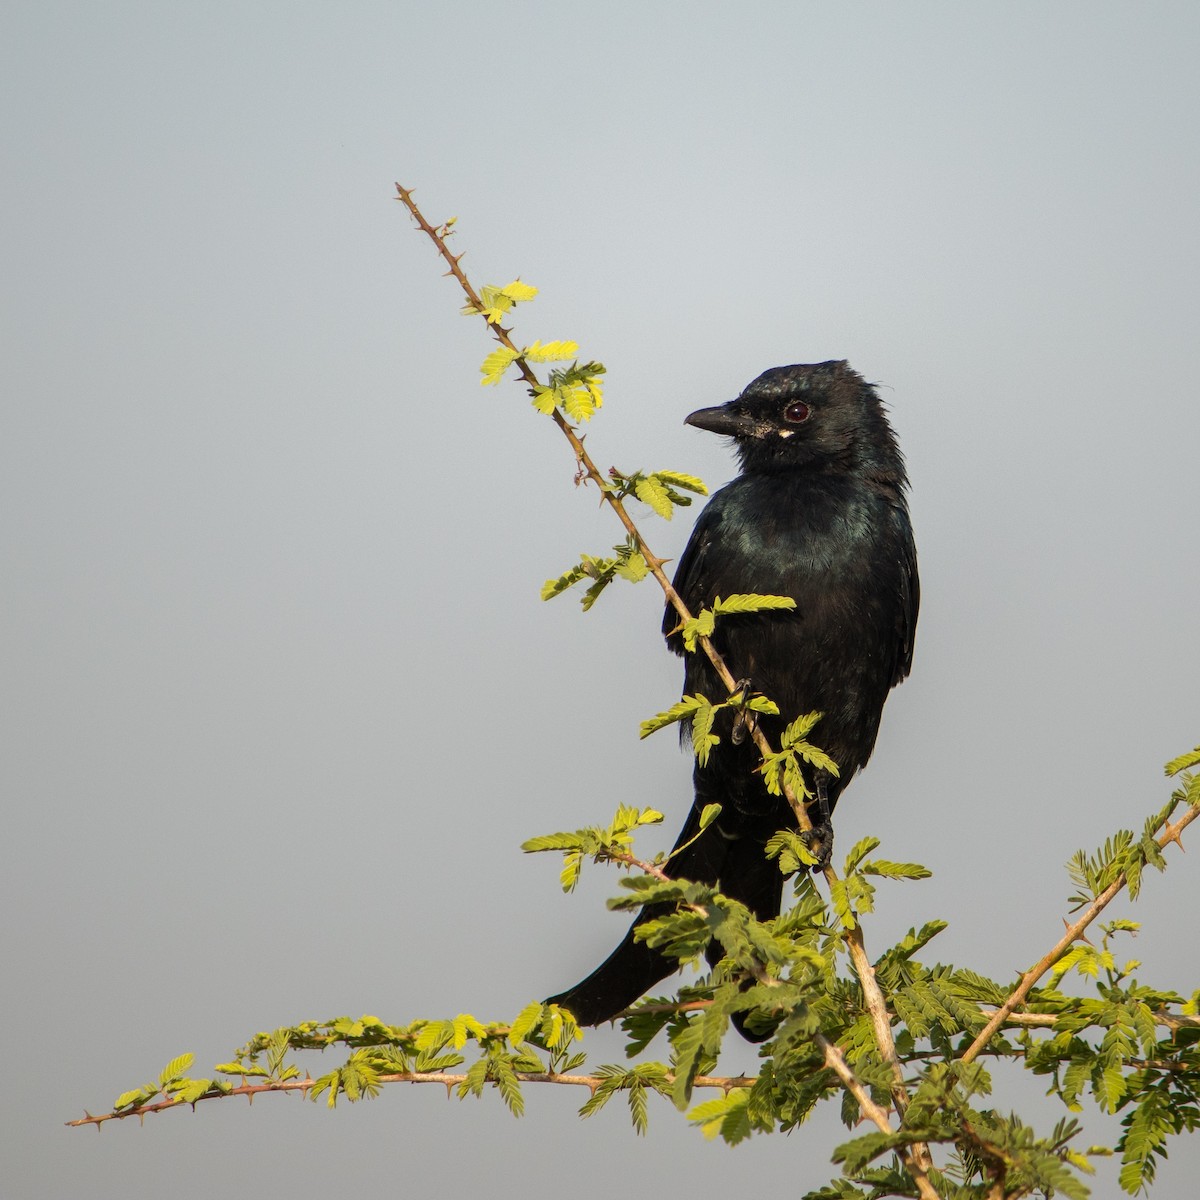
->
547, 361, 919, 1032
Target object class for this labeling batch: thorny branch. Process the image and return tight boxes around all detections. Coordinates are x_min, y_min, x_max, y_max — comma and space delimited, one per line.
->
67, 1070, 758, 1130
961, 801, 1199, 1065
817, 1035, 941, 1200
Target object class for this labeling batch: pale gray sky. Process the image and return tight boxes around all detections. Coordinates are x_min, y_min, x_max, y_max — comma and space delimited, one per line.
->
3, 3, 1198, 1197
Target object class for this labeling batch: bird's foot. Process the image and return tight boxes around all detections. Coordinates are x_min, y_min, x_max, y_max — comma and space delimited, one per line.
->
729, 677, 758, 745
802, 772, 834, 871
801, 819, 834, 872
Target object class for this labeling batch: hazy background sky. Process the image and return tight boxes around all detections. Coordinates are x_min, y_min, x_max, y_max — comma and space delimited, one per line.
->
3, 3, 1198, 1197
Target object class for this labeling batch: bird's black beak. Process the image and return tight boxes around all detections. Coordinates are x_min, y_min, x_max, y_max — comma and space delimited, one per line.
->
684, 404, 758, 438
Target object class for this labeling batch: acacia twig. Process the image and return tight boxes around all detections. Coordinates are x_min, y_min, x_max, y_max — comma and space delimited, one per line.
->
817, 1035, 940, 1200
67, 1070, 758, 1130
961, 803, 1199, 1065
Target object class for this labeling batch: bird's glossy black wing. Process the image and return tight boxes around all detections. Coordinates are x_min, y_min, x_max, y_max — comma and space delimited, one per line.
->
891, 508, 920, 687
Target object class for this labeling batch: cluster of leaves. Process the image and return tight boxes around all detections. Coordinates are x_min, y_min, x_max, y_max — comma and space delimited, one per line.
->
526, 781, 1199, 1197
668, 591, 797, 652
541, 536, 653, 610
823, 1072, 1099, 1200
520, 804, 666, 893
112, 1009, 587, 1120
471, 281, 606, 422
632, 594, 801, 765
538, 471, 707, 610
639, 686, 779, 766
1065, 793, 1185, 909
529, 359, 606, 422
87, 762, 1200, 1197
463, 278, 538, 325
606, 467, 708, 519
1024, 941, 1200, 1194
759, 709, 841, 804
112, 1053, 236, 1114
82, 204, 1200, 1200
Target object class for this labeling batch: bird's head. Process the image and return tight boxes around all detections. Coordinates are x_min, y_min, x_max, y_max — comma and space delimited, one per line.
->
685, 360, 907, 487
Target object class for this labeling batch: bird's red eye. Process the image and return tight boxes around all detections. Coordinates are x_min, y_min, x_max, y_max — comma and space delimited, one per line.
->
784, 400, 811, 423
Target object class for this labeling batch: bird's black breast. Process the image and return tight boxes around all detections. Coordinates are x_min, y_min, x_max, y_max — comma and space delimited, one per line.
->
666, 470, 917, 781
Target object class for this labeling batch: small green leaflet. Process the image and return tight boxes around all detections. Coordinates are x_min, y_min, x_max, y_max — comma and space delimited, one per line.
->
580, 579, 610, 611
214, 1061, 270, 1077
780, 710, 840, 777
170, 1078, 222, 1104
531, 362, 605, 422
530, 379, 605, 422
560, 379, 603, 422
678, 595, 795, 652
508, 1002, 543, 1048
765, 829, 820, 873
560, 850, 583, 892
471, 279, 538, 324
859, 859, 933, 880
451, 1013, 487, 1050
639, 695, 707, 739
501, 279, 537, 303
713, 593, 796, 615
114, 1085, 157, 1111
480, 347, 520, 385
614, 552, 649, 582
530, 383, 558, 415
1165, 744, 1200, 776
760, 748, 811, 801
608, 469, 707, 518
652, 470, 707, 496
690, 697, 719, 766
679, 609, 716, 652
159, 1053, 195, 1086
520, 831, 587, 853
689, 1088, 752, 1144
523, 339, 579, 362
635, 476, 673, 519
541, 564, 588, 600
781, 710, 822, 746
541, 539, 649, 606
843, 836, 881, 874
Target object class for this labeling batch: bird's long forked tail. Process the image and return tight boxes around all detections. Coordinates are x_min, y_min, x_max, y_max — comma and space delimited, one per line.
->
545, 800, 786, 1031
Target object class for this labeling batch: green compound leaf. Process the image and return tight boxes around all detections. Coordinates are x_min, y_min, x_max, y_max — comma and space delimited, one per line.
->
712, 593, 796, 615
